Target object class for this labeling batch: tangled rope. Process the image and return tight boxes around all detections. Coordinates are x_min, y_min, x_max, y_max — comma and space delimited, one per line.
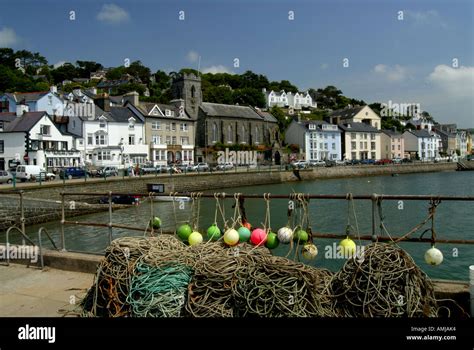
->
81, 236, 443, 318
327, 243, 439, 317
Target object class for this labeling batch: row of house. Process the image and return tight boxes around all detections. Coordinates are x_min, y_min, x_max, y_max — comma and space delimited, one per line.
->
285, 105, 471, 162
0, 73, 280, 171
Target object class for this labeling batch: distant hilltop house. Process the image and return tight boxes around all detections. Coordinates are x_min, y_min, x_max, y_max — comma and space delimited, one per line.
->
96, 73, 148, 95
326, 105, 381, 130
263, 88, 317, 110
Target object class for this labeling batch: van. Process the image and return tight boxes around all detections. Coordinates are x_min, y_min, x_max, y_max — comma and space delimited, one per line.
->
16, 165, 44, 182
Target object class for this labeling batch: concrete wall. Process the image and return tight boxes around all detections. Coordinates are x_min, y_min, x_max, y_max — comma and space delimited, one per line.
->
0, 162, 457, 203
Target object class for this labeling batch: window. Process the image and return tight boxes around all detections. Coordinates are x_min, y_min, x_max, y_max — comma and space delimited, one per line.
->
181, 136, 189, 145
374, 122, 378, 129
72, 120, 76, 128
212, 123, 218, 143
324, 134, 328, 139
371, 142, 376, 150
40, 125, 51, 135
370, 134, 376, 140
324, 143, 328, 150
165, 123, 170, 131
351, 141, 357, 150
129, 122, 135, 130
227, 125, 233, 143
351, 133, 356, 140
151, 121, 161, 130
87, 134, 93, 145
180, 123, 188, 132
99, 120, 106, 128
363, 133, 368, 140
153, 109, 159, 115
371, 152, 376, 159
360, 142, 363, 149
320, 142, 323, 149
166, 136, 171, 145
351, 152, 357, 159
332, 143, 336, 150
392, 145, 395, 151
364, 142, 368, 149
241, 125, 246, 143
171, 123, 176, 131
0, 140, 3, 153
172, 136, 177, 145
398, 145, 401, 150
165, 109, 172, 117
79, 139, 84, 146
255, 126, 259, 143
97, 151, 111, 161
129, 135, 135, 145
309, 124, 316, 130
95, 133, 107, 145
332, 134, 335, 139
48, 95, 52, 105
191, 85, 196, 98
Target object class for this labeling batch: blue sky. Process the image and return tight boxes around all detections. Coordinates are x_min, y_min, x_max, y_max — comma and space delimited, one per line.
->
1, 0, 473, 127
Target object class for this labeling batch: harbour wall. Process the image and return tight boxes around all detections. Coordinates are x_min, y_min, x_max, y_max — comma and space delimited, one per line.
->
0, 162, 457, 202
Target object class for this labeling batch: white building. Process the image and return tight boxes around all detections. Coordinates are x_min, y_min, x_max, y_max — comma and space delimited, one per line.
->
285, 120, 342, 161
66, 95, 148, 168
263, 89, 316, 110
403, 129, 440, 161
327, 105, 381, 130
338, 122, 381, 160
0, 106, 81, 171
456, 130, 468, 157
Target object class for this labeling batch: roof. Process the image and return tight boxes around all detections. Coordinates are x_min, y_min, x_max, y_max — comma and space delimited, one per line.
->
338, 122, 380, 133
252, 108, 278, 123
382, 129, 402, 137
0, 112, 47, 132
298, 120, 341, 132
136, 102, 188, 119
433, 128, 455, 138
408, 129, 436, 138
200, 102, 263, 120
4, 91, 50, 103
109, 106, 144, 123
328, 106, 365, 120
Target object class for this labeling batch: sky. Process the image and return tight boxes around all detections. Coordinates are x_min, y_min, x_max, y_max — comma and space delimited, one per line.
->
0, 0, 473, 127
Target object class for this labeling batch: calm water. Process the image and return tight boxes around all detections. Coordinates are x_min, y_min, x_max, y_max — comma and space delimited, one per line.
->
22, 171, 474, 281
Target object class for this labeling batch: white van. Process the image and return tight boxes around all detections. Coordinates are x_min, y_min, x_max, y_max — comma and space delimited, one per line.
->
15, 165, 44, 182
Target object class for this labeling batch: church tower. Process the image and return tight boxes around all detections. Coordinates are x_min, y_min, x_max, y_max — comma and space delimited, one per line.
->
171, 73, 202, 120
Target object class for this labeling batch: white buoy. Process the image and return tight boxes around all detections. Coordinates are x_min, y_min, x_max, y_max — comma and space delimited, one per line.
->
470, 265, 474, 317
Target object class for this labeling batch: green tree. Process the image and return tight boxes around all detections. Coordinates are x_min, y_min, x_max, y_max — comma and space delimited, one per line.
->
126, 60, 151, 84
51, 63, 79, 84
270, 106, 291, 131
232, 87, 265, 107
153, 70, 171, 90
106, 66, 127, 80
203, 85, 234, 104
116, 82, 146, 95
76, 60, 103, 78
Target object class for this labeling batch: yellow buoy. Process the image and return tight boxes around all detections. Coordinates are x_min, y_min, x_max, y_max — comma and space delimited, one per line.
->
224, 228, 239, 246
424, 246, 443, 265
339, 237, 356, 257
188, 231, 203, 246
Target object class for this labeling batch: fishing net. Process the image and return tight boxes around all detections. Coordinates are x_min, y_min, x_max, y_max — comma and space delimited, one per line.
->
80, 235, 442, 318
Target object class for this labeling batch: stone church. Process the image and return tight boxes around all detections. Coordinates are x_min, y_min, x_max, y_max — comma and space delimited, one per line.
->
171, 73, 279, 164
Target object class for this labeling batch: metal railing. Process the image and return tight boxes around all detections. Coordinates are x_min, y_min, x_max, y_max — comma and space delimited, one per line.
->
53, 191, 474, 252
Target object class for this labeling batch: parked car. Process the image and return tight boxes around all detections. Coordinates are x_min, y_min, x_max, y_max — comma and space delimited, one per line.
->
309, 160, 326, 167
325, 160, 336, 167
99, 195, 140, 205
216, 162, 234, 170
192, 163, 210, 172
291, 160, 308, 169
59, 167, 86, 180
402, 158, 413, 163
345, 159, 361, 165
392, 158, 403, 164
335, 160, 346, 166
0, 170, 13, 184
35, 172, 56, 181
139, 164, 160, 175
375, 159, 393, 165
360, 159, 376, 165
96, 166, 118, 177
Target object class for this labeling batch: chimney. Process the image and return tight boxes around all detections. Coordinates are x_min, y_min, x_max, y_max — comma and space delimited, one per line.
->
95, 94, 110, 112
123, 91, 139, 106
16, 102, 29, 117
50, 85, 58, 94
347, 123, 351, 128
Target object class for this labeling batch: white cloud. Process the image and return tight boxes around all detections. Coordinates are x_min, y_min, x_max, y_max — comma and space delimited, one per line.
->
187, 50, 199, 63
373, 64, 407, 82
97, 4, 130, 24
202, 65, 234, 74
53, 61, 67, 69
0, 27, 20, 47
427, 64, 474, 99
405, 10, 447, 28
